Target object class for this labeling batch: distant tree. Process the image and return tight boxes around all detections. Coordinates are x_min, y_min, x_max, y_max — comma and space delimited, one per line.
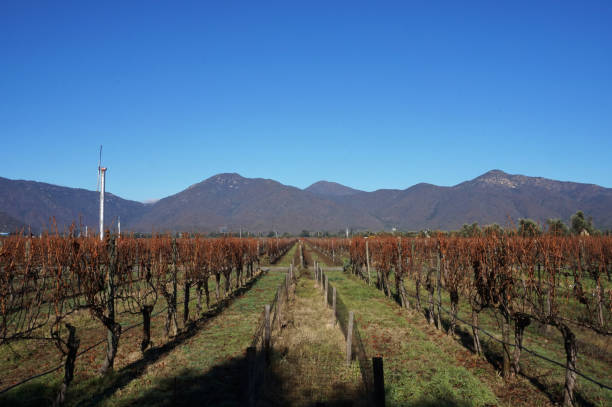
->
546, 218, 569, 236
518, 218, 541, 237
570, 211, 596, 235
300, 230, 310, 237
266, 231, 275, 238
483, 223, 503, 236
459, 223, 481, 237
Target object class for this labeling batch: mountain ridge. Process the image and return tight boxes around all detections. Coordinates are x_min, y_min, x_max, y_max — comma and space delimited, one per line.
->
305, 180, 364, 197
1, 170, 611, 233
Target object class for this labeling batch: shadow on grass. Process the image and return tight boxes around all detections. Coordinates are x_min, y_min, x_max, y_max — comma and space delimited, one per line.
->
76, 270, 269, 406
339, 271, 605, 407
0, 382, 56, 407
112, 353, 280, 407
0, 270, 269, 407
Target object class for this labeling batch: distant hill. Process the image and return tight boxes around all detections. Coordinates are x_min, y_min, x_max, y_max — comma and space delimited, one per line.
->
0, 177, 148, 233
1, 170, 611, 233
129, 173, 383, 233
0, 211, 27, 233
330, 170, 612, 230
305, 181, 363, 197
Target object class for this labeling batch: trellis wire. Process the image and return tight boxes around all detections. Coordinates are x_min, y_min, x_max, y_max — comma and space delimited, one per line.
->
356, 266, 612, 392
0, 268, 268, 395
320, 269, 374, 394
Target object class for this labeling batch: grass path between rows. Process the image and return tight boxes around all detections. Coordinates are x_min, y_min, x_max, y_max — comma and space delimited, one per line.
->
397, 276, 612, 407
82, 268, 289, 407
309, 244, 558, 406
1, 268, 249, 396
258, 268, 365, 406
323, 268, 503, 407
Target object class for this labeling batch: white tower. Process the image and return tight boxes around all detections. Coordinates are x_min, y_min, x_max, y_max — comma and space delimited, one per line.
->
97, 146, 106, 241
99, 167, 106, 241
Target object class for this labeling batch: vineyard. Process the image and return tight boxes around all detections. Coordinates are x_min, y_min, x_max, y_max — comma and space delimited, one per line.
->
0, 232, 294, 405
0, 232, 611, 406
310, 234, 612, 406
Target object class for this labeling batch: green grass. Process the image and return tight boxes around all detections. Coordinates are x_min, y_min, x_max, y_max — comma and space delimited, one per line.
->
272, 242, 298, 267
316, 242, 610, 406
323, 269, 499, 407
393, 274, 612, 407
259, 270, 365, 406
0, 268, 288, 406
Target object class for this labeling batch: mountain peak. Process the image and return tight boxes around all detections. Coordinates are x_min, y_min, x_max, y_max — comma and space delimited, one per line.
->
209, 173, 244, 182
186, 173, 246, 190
481, 169, 508, 177
471, 169, 518, 188
305, 180, 363, 196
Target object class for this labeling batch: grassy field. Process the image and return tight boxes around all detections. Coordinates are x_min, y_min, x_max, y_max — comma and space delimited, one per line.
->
0, 246, 297, 406
308, 244, 610, 406
397, 275, 612, 407
258, 267, 365, 406
307, 244, 560, 406
321, 268, 505, 407
5, 239, 605, 406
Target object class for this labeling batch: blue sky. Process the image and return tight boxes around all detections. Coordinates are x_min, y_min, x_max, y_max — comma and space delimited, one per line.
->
1, 1, 611, 202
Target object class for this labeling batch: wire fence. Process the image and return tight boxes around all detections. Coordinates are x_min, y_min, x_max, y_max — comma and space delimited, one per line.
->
316, 266, 375, 397
250, 266, 295, 349
0, 267, 270, 396
247, 265, 298, 405
432, 295, 612, 391
347, 265, 612, 393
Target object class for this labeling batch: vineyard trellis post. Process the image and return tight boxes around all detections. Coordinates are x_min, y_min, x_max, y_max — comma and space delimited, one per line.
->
264, 304, 271, 363
373, 356, 385, 407
332, 287, 337, 325
436, 251, 442, 330
324, 274, 328, 306
346, 311, 354, 366
366, 239, 372, 286
246, 346, 256, 407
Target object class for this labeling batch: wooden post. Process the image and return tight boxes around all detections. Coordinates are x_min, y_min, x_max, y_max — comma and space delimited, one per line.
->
246, 347, 256, 407
285, 274, 289, 299
346, 311, 354, 365
332, 287, 337, 324
373, 357, 385, 407
300, 242, 304, 268
436, 252, 442, 330
323, 275, 328, 305
264, 305, 271, 363
277, 288, 283, 330
366, 239, 372, 286
321, 273, 325, 302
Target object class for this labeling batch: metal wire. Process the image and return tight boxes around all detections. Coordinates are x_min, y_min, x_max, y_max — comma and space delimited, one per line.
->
0, 268, 268, 395
320, 269, 373, 395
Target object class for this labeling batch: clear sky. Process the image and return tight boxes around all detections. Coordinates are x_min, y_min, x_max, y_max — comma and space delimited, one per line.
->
2, 1, 611, 202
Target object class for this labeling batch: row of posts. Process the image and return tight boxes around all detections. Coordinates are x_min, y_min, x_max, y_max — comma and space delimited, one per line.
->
314, 262, 385, 407
245, 265, 294, 406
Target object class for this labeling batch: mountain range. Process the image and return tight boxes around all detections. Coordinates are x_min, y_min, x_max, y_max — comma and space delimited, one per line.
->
1, 170, 611, 234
